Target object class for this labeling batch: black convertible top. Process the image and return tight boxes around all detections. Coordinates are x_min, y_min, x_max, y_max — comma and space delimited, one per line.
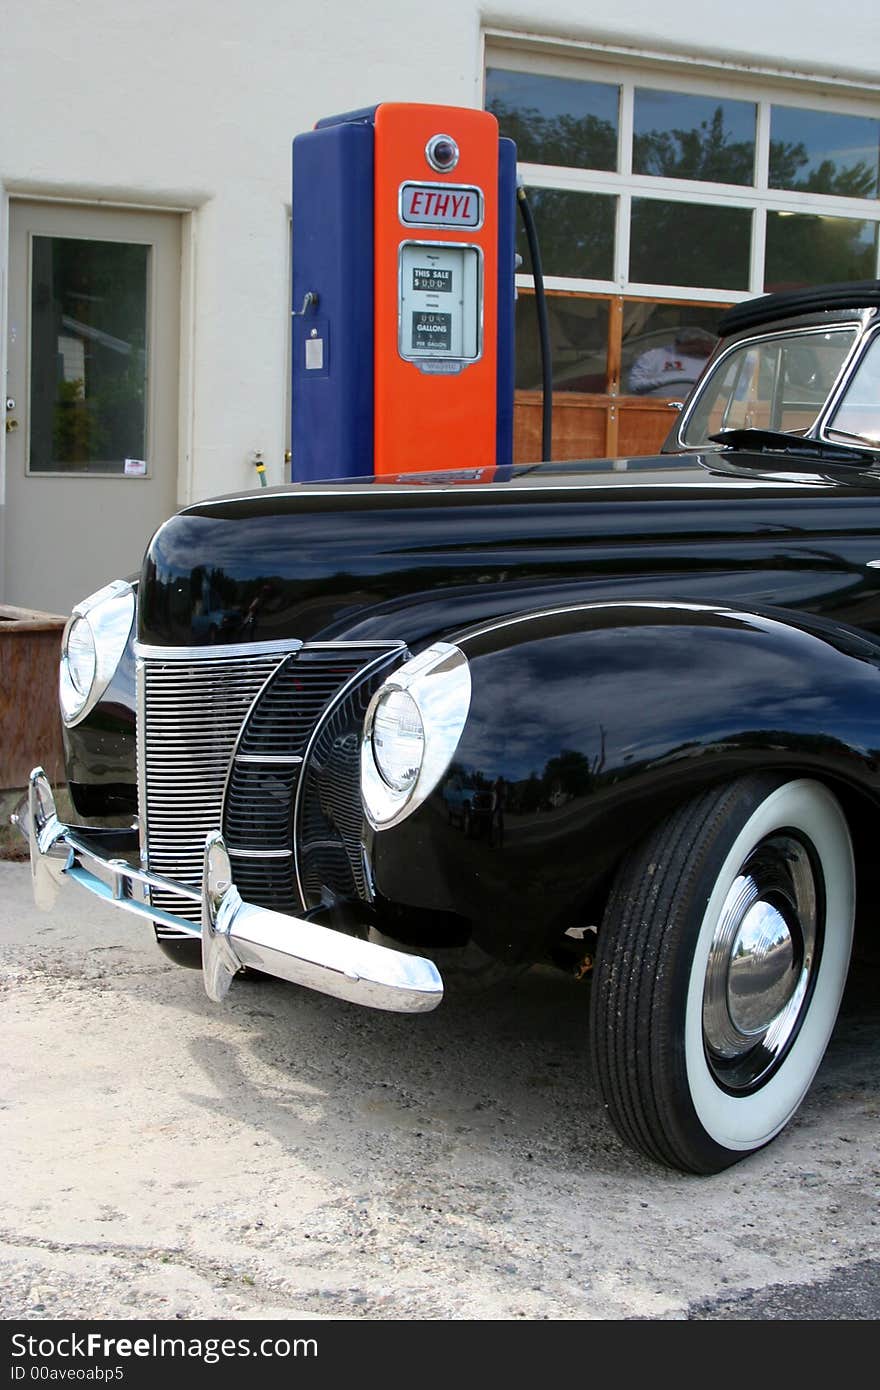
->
718, 280, 880, 336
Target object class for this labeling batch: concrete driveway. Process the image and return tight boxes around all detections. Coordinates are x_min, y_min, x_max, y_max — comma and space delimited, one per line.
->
1, 859, 878, 1320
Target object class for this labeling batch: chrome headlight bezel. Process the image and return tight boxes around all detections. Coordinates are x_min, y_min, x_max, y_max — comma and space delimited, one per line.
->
59, 579, 136, 727
361, 642, 472, 830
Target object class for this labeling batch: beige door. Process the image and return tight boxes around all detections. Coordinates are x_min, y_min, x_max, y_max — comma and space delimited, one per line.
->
4, 201, 181, 615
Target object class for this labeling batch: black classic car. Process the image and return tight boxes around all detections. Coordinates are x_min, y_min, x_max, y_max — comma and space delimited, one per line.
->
20, 280, 880, 1174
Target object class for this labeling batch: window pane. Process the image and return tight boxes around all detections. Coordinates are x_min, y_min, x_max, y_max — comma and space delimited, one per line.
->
633, 89, 756, 185
765, 211, 879, 289
622, 303, 725, 397
827, 332, 880, 446
29, 237, 148, 474
681, 327, 857, 444
518, 187, 616, 281
515, 293, 610, 393
769, 106, 880, 198
485, 67, 618, 170
630, 199, 751, 290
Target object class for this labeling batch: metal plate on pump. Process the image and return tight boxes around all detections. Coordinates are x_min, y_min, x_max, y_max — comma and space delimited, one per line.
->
399, 182, 484, 229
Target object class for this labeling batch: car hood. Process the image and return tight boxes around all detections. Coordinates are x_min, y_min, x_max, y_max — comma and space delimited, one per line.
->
139, 449, 879, 649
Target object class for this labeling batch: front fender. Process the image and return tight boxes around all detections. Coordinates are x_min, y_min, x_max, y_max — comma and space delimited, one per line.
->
368, 601, 880, 962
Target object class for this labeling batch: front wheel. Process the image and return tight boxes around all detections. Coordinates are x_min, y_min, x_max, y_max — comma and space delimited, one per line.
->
590, 776, 855, 1174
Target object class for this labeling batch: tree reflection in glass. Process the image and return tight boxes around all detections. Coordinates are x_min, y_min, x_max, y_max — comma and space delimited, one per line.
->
485, 67, 619, 171
765, 212, 878, 289
516, 187, 616, 283
769, 107, 880, 199
630, 199, 751, 291
633, 90, 756, 186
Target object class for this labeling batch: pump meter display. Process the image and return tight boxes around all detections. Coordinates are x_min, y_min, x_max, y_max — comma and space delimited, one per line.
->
398, 241, 482, 369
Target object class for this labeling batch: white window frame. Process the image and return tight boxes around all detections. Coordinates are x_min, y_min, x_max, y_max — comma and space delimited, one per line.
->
484, 36, 880, 304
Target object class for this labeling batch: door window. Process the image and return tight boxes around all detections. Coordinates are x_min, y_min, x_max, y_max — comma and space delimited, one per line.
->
29, 237, 150, 475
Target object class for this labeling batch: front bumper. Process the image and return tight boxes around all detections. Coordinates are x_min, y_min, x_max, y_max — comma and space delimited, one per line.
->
16, 767, 443, 1013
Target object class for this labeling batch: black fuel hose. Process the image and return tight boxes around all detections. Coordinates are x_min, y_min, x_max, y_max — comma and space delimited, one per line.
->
516, 183, 553, 462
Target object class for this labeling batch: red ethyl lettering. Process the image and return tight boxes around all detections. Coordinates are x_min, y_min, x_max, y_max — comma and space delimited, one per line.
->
434, 194, 450, 217
409, 191, 424, 214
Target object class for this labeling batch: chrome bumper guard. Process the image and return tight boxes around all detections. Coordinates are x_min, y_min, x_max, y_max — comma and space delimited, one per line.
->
16, 768, 444, 1013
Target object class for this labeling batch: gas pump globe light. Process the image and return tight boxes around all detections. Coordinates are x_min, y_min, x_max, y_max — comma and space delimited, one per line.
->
426, 134, 459, 173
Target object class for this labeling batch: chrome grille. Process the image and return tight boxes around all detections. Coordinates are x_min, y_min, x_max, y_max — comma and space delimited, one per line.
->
238, 650, 368, 757
298, 670, 391, 905
138, 641, 404, 933
139, 649, 290, 925
225, 647, 402, 912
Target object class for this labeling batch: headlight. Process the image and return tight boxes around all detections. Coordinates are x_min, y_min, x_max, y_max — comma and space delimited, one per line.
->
361, 642, 471, 829
60, 579, 135, 726
65, 617, 97, 698
372, 689, 425, 793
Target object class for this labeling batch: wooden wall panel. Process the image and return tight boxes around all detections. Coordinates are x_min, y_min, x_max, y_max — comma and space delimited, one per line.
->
616, 401, 680, 457
514, 393, 608, 464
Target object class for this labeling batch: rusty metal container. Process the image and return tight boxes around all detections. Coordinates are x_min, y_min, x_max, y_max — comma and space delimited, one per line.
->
0, 603, 66, 791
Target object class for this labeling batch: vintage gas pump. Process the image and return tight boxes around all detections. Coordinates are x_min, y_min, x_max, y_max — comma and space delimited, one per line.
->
290, 103, 517, 481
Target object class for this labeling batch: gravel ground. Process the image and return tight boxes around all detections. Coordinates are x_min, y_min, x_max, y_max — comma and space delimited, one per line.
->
1, 859, 878, 1321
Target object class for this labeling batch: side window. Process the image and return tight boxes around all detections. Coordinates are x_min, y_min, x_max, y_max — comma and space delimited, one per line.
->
681, 329, 857, 444
827, 334, 880, 445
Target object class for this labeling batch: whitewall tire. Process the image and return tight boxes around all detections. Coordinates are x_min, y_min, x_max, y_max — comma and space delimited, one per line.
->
590, 776, 855, 1173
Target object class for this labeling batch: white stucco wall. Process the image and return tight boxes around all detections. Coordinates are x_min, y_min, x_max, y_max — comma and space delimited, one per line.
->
2, 0, 879, 510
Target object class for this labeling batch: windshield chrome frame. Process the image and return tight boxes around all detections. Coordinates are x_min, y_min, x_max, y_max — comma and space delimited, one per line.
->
673, 317, 867, 455
819, 320, 880, 455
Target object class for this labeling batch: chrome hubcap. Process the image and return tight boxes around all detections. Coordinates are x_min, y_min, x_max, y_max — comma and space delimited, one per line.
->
703, 835, 820, 1090
727, 899, 797, 1035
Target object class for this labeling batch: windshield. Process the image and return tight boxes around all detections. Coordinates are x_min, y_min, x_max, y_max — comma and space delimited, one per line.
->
680, 326, 857, 447
826, 332, 880, 448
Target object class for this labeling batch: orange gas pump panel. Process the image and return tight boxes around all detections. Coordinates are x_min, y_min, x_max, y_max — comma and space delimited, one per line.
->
373, 104, 500, 477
